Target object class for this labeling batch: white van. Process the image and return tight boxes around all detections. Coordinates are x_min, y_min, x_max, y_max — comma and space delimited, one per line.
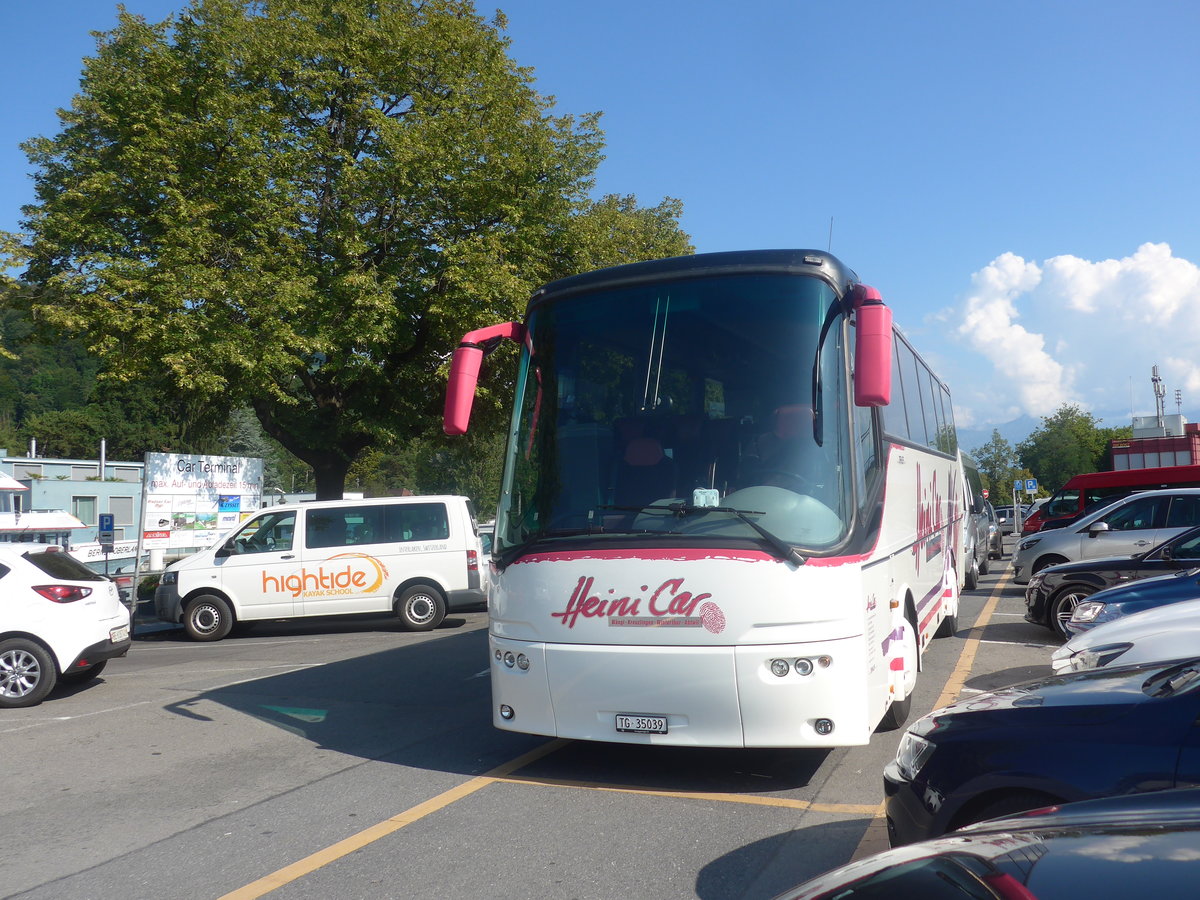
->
154, 495, 485, 641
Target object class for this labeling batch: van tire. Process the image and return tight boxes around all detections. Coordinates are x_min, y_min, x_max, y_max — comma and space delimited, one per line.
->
397, 584, 446, 632
184, 594, 234, 642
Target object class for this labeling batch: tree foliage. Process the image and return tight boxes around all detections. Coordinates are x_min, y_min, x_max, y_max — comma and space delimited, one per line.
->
13, 0, 692, 499
1017, 404, 1132, 492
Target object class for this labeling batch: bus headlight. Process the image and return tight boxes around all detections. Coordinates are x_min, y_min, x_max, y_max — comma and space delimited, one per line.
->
770, 659, 790, 678
794, 658, 814, 676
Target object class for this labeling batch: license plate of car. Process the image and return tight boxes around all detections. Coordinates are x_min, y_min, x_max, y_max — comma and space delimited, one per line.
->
615, 714, 667, 734
110, 625, 130, 643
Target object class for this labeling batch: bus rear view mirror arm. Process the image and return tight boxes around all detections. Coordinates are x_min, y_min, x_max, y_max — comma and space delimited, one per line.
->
444, 321, 526, 435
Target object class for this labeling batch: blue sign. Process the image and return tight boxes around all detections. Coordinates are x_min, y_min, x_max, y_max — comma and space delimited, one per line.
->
1014, 479, 1024, 489
1025, 479, 1038, 492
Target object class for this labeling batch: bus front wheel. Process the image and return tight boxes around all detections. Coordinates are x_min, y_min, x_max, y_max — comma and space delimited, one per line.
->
878, 612, 918, 732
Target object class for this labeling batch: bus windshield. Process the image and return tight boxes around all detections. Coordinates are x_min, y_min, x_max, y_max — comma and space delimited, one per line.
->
496, 273, 852, 557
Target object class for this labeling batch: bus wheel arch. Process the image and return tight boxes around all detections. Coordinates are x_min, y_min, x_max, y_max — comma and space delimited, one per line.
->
878, 594, 919, 732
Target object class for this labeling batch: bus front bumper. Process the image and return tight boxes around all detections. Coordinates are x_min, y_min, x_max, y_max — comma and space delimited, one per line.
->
488, 634, 872, 748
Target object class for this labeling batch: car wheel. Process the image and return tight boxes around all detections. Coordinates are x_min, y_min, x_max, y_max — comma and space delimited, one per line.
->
964, 555, 978, 591
59, 660, 108, 685
978, 551, 990, 577
0, 638, 57, 709
878, 611, 918, 731
1050, 585, 1095, 640
397, 583, 446, 632
184, 594, 234, 642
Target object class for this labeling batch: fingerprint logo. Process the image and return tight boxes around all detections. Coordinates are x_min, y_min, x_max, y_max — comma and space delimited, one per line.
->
699, 601, 726, 634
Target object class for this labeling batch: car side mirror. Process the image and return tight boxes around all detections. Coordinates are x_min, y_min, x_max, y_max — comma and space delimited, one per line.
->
1087, 521, 1110, 537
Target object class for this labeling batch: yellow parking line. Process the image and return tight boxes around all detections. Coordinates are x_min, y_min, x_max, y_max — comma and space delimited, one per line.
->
496, 775, 880, 815
851, 570, 1012, 862
218, 739, 568, 900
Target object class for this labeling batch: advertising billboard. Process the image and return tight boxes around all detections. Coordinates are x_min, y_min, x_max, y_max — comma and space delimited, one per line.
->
141, 453, 264, 551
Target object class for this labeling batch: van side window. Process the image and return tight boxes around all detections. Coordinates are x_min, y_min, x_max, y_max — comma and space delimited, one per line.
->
306, 505, 389, 549
235, 511, 296, 553
390, 503, 450, 542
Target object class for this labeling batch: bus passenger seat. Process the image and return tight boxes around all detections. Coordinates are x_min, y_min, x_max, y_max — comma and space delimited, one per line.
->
614, 437, 677, 509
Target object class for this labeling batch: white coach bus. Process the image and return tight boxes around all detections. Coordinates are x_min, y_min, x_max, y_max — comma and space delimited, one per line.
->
445, 250, 964, 747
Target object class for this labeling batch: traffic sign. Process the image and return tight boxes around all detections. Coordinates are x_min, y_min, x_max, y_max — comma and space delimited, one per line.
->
98, 513, 115, 553
1025, 479, 1038, 493
1014, 478, 1024, 489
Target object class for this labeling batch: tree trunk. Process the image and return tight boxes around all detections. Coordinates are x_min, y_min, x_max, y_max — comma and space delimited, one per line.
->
311, 458, 349, 500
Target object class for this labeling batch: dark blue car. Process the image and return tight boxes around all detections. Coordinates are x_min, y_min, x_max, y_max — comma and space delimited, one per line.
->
778, 788, 1200, 899
1064, 566, 1200, 637
883, 656, 1200, 846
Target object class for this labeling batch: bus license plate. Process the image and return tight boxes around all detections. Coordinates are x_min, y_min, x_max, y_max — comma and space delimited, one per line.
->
615, 714, 667, 734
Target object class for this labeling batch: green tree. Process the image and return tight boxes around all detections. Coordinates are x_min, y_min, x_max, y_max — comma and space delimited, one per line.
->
12, 0, 691, 499
1017, 404, 1132, 492
971, 429, 1018, 501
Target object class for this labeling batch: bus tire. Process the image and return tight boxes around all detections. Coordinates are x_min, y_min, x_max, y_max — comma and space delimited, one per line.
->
878, 611, 918, 732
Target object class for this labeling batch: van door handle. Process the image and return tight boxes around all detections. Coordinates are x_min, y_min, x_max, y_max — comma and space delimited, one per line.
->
280, 554, 296, 560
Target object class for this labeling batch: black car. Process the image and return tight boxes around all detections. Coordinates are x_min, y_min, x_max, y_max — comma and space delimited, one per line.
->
1025, 523, 1200, 638
775, 788, 1200, 899
883, 656, 1200, 846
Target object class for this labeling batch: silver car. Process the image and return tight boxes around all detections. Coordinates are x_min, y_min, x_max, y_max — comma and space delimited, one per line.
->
1013, 487, 1200, 584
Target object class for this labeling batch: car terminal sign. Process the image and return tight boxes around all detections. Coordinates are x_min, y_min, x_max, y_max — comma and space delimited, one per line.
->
141, 453, 263, 551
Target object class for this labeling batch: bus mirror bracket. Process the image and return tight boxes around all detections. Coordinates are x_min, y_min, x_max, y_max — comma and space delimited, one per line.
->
444, 321, 526, 435
851, 284, 892, 407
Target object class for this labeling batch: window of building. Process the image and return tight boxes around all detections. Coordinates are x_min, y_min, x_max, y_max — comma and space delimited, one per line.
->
72, 496, 98, 525
110, 496, 135, 526
12, 463, 41, 479
71, 465, 100, 480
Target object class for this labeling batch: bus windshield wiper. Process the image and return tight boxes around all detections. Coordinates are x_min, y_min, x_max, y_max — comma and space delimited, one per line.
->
600, 503, 806, 566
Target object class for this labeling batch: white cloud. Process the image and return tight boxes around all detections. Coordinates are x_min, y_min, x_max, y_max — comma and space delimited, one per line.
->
951, 243, 1200, 427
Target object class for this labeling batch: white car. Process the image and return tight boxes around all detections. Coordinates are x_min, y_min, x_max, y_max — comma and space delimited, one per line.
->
1050, 595, 1200, 674
0, 545, 132, 708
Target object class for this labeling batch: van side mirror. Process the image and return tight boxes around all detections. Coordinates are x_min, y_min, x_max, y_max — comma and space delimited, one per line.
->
851, 285, 892, 407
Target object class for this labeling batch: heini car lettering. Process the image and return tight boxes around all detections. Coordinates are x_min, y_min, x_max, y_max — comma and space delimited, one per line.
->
261, 553, 388, 598
550, 576, 726, 633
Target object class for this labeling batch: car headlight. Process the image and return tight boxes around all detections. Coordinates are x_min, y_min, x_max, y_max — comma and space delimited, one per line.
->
160, 571, 177, 586
894, 731, 935, 780
1027, 572, 1045, 589
1057, 642, 1134, 673
1070, 600, 1105, 624
1018, 537, 1041, 552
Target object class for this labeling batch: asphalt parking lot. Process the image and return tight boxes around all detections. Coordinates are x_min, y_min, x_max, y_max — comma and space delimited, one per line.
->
2, 539, 1054, 900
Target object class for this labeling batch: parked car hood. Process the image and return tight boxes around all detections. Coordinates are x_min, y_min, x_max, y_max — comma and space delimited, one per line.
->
1085, 567, 1200, 605
911, 659, 1200, 735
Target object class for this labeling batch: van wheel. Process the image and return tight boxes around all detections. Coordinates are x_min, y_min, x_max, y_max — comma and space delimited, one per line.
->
0, 639, 57, 708
397, 584, 446, 632
964, 556, 978, 591
184, 594, 234, 642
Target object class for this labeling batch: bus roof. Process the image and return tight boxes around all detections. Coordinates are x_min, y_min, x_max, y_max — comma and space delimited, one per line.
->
530, 249, 860, 308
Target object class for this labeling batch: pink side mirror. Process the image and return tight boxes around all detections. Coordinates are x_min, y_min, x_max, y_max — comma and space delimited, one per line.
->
852, 285, 892, 407
444, 322, 525, 435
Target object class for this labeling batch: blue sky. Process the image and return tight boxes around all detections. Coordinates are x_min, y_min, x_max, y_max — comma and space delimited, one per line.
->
3, 1, 1199, 444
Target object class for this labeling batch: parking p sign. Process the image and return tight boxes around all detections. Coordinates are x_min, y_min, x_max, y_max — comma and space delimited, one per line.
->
98, 513, 115, 553
1025, 479, 1038, 494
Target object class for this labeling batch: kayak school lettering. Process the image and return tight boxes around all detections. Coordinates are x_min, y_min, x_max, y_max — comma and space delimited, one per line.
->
261, 553, 387, 598
551, 576, 727, 634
